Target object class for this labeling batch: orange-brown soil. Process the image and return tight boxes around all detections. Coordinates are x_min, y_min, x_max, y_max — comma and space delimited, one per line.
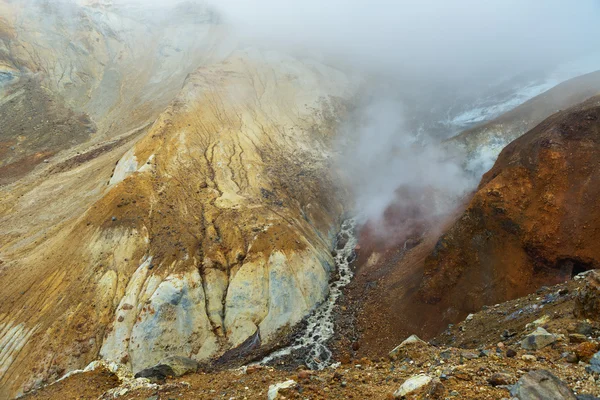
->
22, 273, 600, 400
337, 95, 600, 361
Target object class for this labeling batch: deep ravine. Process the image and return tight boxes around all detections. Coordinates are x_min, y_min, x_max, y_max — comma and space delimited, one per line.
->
257, 219, 358, 370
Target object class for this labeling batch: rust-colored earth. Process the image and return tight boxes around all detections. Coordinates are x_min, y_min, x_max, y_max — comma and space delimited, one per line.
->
342, 95, 600, 360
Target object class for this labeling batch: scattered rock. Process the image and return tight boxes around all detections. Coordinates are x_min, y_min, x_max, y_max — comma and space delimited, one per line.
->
577, 395, 600, 400
297, 370, 312, 381
521, 327, 557, 350
506, 349, 517, 358
526, 315, 551, 330
268, 380, 297, 400
461, 351, 479, 360
562, 352, 579, 363
577, 270, 600, 318
587, 351, 600, 373
522, 355, 537, 362
393, 374, 432, 398
158, 356, 199, 377
389, 335, 428, 360
425, 377, 445, 398
489, 372, 514, 386
575, 321, 594, 336
134, 364, 174, 382
569, 334, 589, 344
575, 342, 599, 363
510, 370, 576, 400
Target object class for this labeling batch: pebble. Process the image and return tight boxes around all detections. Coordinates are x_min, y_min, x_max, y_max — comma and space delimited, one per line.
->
489, 373, 514, 386
522, 355, 537, 362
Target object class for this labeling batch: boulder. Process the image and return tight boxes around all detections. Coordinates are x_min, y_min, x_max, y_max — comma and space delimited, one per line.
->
587, 351, 600, 373
488, 372, 514, 387
393, 374, 432, 398
389, 335, 428, 360
268, 380, 297, 400
577, 270, 600, 319
134, 356, 199, 381
510, 370, 576, 400
521, 328, 557, 350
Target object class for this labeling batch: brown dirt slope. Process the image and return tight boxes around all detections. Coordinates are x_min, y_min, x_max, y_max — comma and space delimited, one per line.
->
420, 95, 600, 309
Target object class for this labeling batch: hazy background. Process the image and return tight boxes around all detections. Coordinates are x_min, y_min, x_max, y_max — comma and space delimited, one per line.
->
209, 0, 600, 232
57, 0, 600, 235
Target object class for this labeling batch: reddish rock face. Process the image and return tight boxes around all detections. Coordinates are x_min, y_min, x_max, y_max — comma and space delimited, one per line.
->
420, 96, 600, 310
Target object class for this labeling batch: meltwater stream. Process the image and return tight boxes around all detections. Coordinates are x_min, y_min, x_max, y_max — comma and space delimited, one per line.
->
258, 219, 357, 370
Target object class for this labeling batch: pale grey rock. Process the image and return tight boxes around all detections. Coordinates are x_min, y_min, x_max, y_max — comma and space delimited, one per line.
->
587, 351, 600, 373
268, 380, 297, 400
393, 374, 432, 398
521, 327, 557, 350
510, 370, 576, 400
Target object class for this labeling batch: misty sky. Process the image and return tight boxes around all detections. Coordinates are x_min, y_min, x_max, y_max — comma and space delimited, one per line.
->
212, 0, 600, 86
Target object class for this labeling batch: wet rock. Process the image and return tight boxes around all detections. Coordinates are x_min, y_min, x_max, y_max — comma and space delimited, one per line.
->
268, 380, 297, 400
577, 395, 600, 400
389, 335, 427, 360
489, 372, 514, 386
521, 327, 557, 350
393, 374, 432, 398
336, 234, 349, 250
510, 370, 576, 400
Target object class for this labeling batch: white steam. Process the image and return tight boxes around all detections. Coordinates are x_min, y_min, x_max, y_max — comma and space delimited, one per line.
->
207, 0, 600, 234
337, 94, 474, 230
24, 0, 600, 234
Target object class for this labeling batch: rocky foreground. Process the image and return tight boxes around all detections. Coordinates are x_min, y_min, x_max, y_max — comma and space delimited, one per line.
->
22, 270, 600, 399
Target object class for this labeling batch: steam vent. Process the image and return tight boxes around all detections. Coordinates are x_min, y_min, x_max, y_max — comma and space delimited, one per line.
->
1, 1, 600, 399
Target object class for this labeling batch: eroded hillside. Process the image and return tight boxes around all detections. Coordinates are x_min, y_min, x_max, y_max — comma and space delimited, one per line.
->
0, 1, 359, 397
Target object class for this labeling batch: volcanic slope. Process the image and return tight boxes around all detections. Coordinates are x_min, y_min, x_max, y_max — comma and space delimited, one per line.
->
0, 2, 359, 398
344, 94, 600, 360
